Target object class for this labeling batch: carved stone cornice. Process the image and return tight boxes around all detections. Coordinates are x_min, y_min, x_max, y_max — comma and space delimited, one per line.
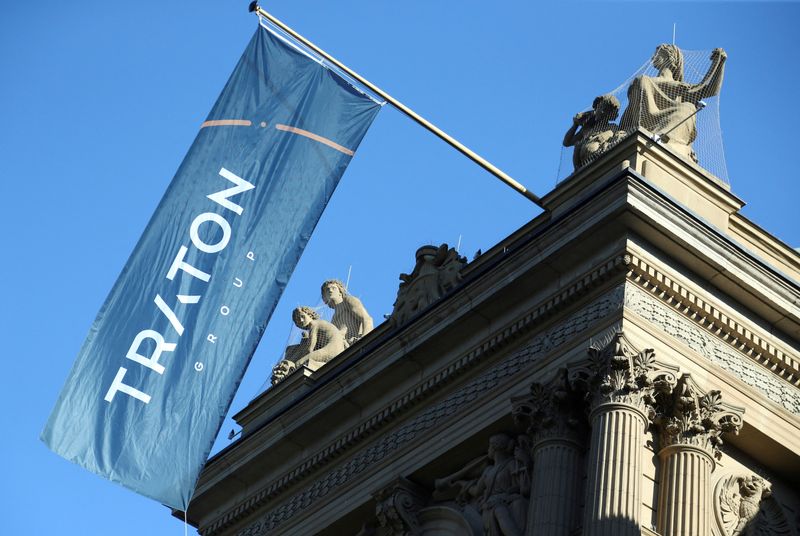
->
374, 478, 427, 536
568, 331, 678, 419
625, 253, 800, 387
623, 281, 800, 415
511, 369, 587, 447
653, 374, 743, 459
206, 284, 628, 536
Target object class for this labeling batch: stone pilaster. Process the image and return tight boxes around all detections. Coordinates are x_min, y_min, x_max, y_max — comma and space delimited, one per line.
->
568, 332, 677, 536
512, 370, 586, 536
653, 374, 744, 536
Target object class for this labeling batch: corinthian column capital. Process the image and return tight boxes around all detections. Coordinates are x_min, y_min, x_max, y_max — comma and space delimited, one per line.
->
511, 369, 587, 446
568, 331, 678, 420
654, 373, 744, 459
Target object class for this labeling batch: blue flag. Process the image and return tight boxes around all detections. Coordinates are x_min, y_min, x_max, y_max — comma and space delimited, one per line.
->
41, 23, 381, 509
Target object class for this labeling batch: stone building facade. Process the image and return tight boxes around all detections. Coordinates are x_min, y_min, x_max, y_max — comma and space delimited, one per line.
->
183, 129, 800, 535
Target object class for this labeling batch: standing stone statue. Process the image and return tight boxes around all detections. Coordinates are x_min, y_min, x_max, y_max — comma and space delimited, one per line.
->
321, 279, 373, 346
563, 94, 627, 169
621, 44, 727, 162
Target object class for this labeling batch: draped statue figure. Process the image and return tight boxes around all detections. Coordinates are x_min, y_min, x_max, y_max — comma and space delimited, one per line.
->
621, 44, 727, 162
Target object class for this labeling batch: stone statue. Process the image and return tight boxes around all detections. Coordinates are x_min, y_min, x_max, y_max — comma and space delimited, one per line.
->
271, 306, 346, 384
434, 433, 530, 536
563, 94, 627, 169
621, 44, 727, 162
321, 279, 373, 346
390, 244, 467, 328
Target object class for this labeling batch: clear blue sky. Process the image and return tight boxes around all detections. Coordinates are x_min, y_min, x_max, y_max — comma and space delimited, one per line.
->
2, 1, 798, 534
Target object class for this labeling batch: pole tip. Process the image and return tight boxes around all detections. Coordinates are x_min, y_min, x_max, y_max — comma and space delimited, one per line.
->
248, 1, 259, 13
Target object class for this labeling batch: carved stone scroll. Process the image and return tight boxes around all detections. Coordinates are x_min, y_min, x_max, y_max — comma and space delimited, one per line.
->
374, 478, 427, 536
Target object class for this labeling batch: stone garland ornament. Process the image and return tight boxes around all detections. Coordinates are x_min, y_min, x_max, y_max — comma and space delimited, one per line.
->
715, 474, 795, 536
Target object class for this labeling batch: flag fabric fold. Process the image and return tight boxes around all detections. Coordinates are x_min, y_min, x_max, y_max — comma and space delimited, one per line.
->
41, 23, 381, 509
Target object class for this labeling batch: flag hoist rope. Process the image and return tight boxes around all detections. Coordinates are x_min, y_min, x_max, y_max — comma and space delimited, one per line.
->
249, 2, 545, 209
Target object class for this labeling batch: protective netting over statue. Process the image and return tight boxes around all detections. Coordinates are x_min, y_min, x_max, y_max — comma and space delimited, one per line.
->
558, 45, 728, 184
256, 280, 375, 392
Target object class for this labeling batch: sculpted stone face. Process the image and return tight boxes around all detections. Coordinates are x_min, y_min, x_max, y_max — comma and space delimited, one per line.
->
322, 282, 344, 306
294, 310, 313, 329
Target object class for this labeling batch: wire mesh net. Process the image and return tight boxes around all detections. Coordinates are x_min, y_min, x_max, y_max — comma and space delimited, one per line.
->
557, 45, 728, 184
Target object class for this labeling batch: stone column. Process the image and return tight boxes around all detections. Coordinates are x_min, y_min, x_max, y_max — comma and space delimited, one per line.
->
568, 332, 675, 536
583, 402, 649, 535
653, 374, 743, 536
656, 444, 715, 535
512, 372, 586, 536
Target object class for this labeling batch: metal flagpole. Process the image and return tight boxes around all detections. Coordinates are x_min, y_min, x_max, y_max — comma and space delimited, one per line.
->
248, 2, 545, 208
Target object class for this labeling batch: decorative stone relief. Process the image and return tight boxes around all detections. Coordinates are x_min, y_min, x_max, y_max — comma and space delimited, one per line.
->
229, 285, 626, 536
321, 279, 374, 346
389, 244, 467, 328
715, 474, 794, 536
374, 478, 427, 536
653, 374, 743, 459
433, 433, 531, 536
623, 283, 800, 415
511, 368, 587, 445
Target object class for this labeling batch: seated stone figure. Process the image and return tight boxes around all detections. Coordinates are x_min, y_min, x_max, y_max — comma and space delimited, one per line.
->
271, 306, 347, 384
621, 44, 726, 162
563, 94, 627, 169
321, 279, 373, 346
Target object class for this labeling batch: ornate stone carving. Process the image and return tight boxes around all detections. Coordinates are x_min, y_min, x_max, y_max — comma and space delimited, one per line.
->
563, 94, 627, 169
623, 282, 800, 415
389, 244, 467, 328
568, 331, 676, 415
653, 374, 743, 459
321, 279, 374, 346
433, 433, 531, 536
715, 474, 794, 536
511, 369, 587, 445
374, 478, 427, 536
